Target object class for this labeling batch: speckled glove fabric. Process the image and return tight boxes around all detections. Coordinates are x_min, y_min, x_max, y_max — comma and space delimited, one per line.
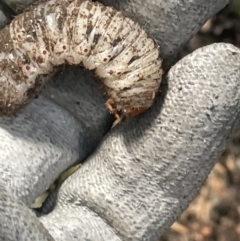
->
1, 0, 240, 241
0, 0, 13, 28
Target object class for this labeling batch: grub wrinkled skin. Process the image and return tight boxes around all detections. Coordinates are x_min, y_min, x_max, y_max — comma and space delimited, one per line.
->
0, 0, 163, 122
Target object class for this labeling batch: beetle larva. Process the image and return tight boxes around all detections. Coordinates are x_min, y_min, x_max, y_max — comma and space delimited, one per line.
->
0, 0, 163, 122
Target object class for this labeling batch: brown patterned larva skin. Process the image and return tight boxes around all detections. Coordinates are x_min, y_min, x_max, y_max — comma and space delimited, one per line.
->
0, 0, 163, 120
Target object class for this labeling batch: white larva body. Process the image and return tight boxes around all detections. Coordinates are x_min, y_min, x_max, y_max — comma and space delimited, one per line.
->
0, 0, 163, 120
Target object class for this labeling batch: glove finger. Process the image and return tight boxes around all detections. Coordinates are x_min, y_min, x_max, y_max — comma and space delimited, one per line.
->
39, 43, 240, 241
0, 182, 54, 241
0, 67, 112, 206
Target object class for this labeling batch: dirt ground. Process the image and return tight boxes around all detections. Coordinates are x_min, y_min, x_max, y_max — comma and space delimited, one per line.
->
160, 2, 240, 241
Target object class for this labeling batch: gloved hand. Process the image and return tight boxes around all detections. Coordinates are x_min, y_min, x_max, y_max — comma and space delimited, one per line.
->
1, 0, 240, 241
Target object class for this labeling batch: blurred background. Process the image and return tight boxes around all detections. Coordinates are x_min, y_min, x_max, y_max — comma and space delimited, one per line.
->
160, 1, 240, 240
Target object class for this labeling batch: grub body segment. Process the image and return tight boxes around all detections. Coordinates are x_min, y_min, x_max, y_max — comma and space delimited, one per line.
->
0, 0, 163, 119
